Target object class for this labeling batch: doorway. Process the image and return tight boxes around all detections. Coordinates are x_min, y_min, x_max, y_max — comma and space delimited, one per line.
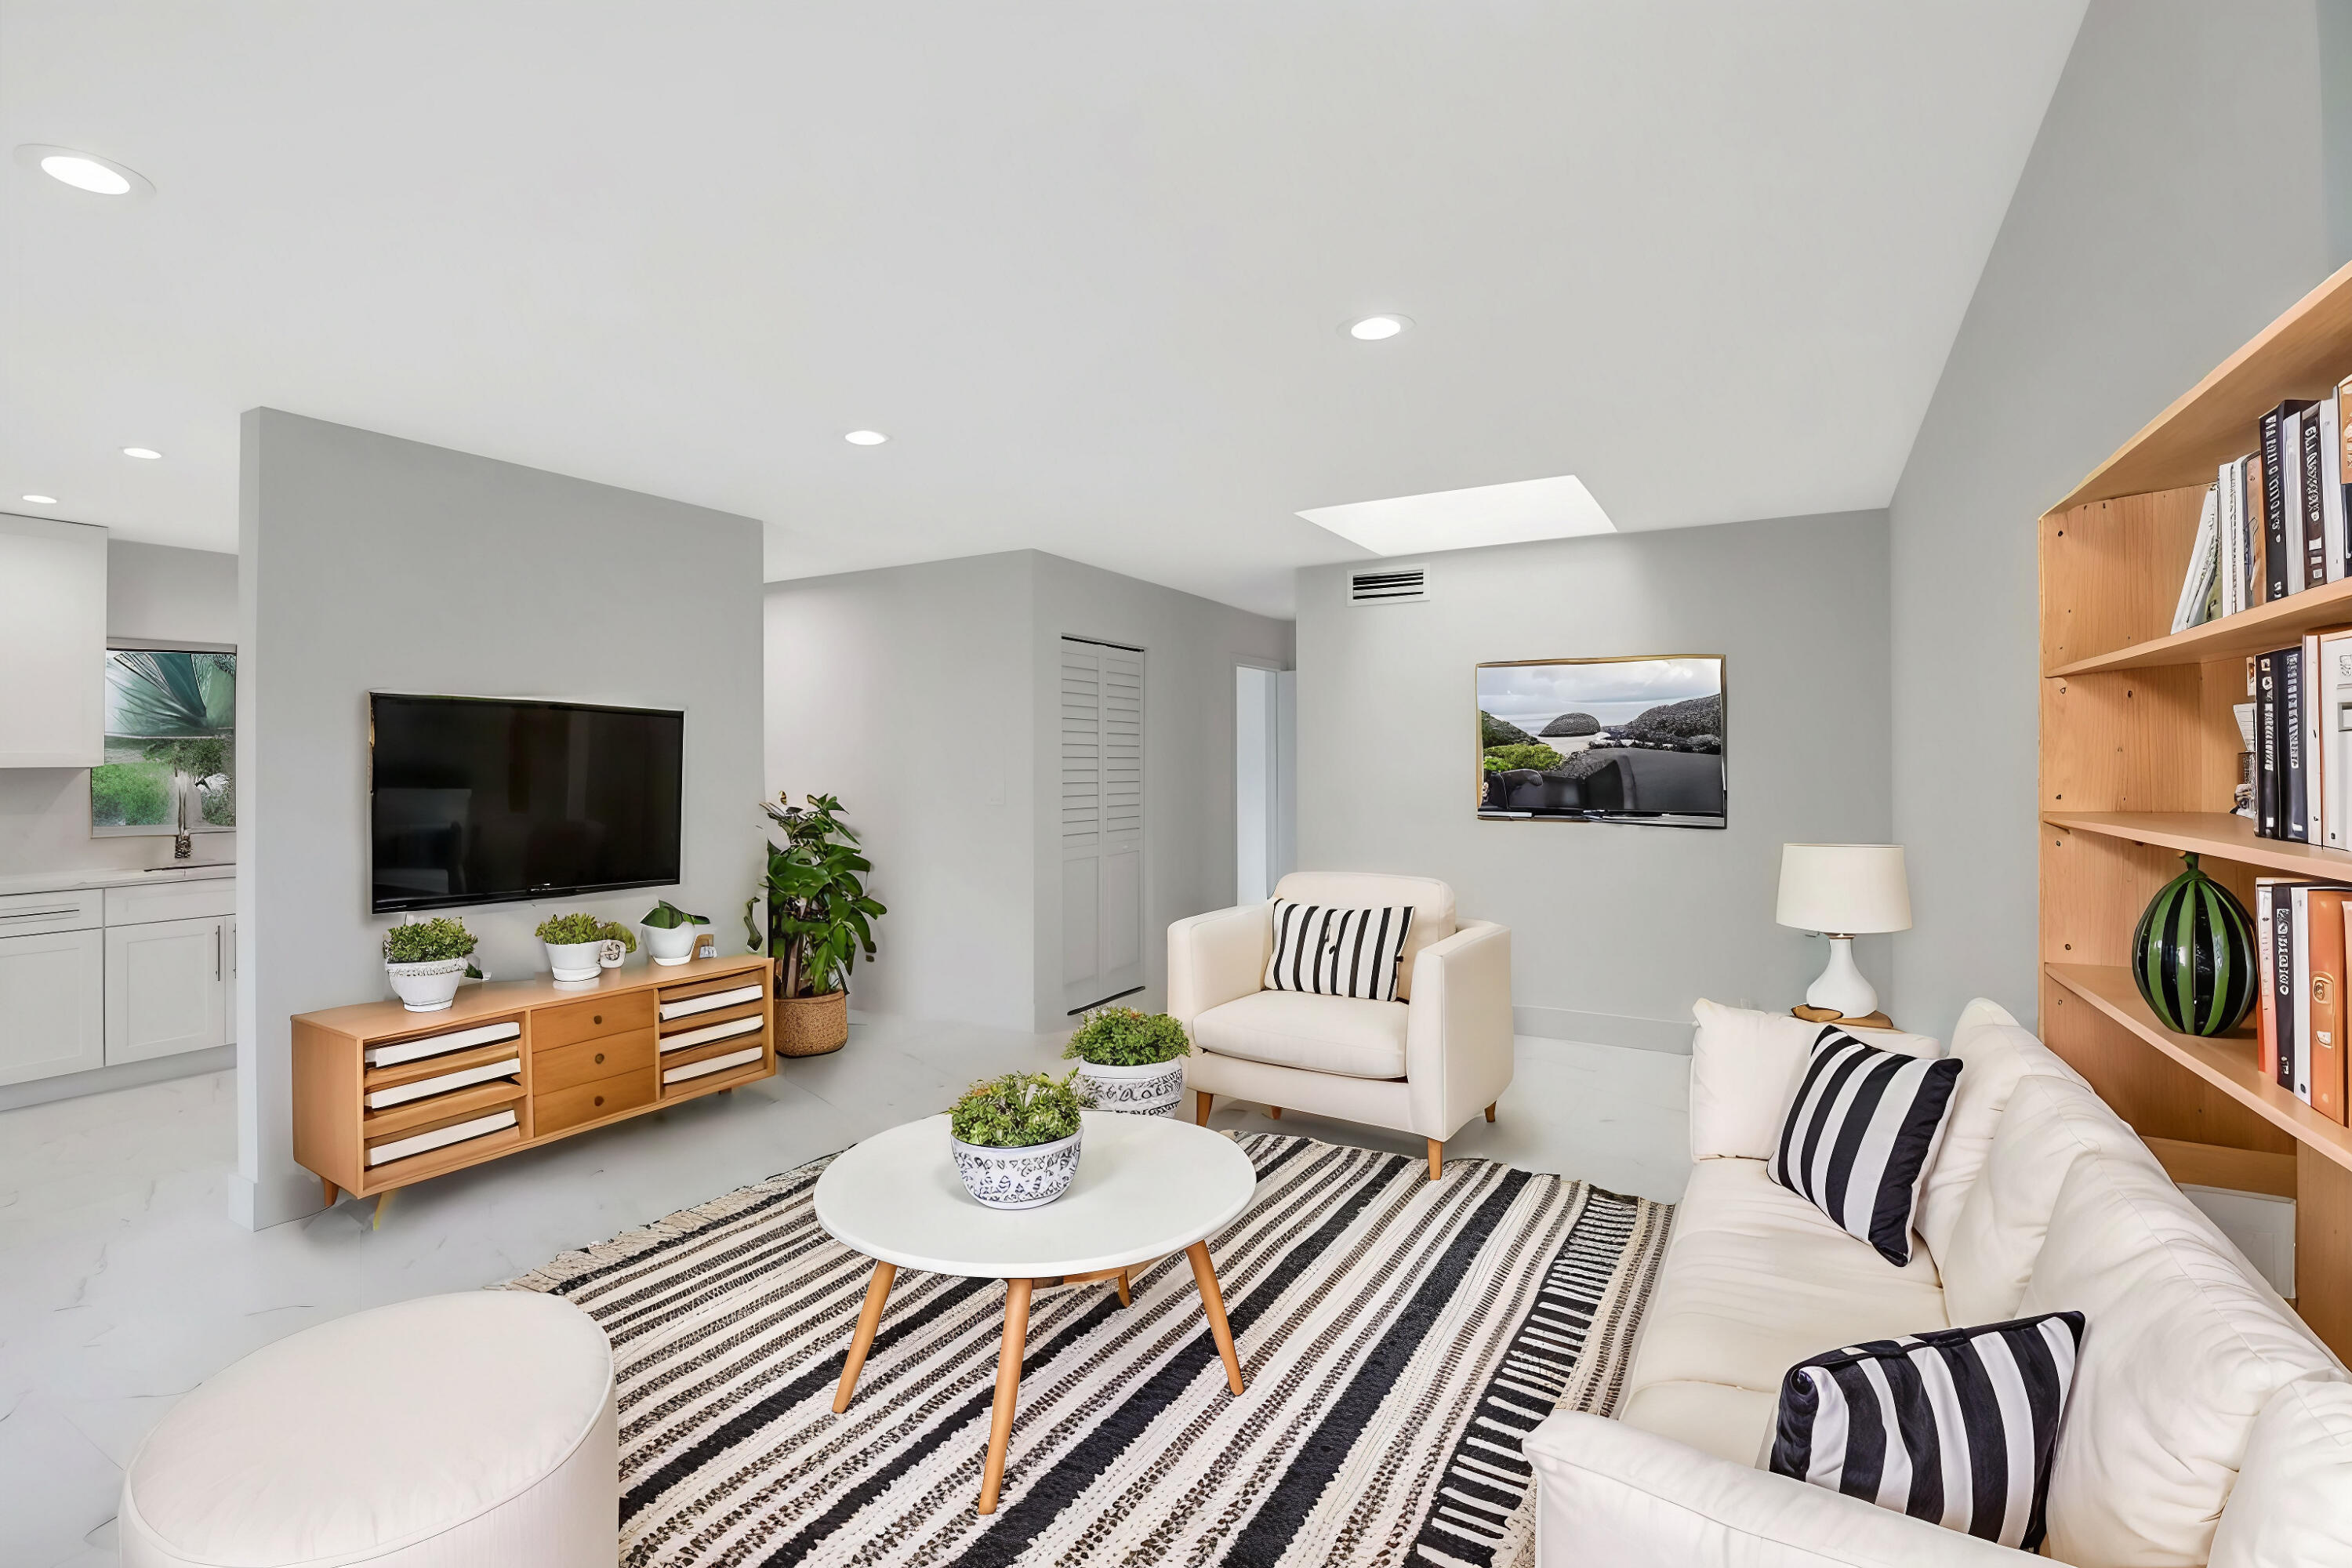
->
1061, 637, 1146, 1014
1236, 665, 1296, 904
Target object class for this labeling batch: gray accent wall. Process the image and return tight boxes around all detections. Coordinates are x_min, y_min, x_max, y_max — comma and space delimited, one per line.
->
234, 410, 763, 1230
1293, 510, 1892, 1051
1888, 0, 2340, 1036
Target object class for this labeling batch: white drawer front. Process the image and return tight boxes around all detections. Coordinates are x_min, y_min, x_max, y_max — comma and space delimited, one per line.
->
105, 878, 236, 927
0, 887, 105, 937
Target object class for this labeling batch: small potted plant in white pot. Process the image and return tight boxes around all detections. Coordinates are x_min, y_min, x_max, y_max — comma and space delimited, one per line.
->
535, 913, 636, 982
383, 917, 477, 1012
640, 899, 709, 966
948, 1071, 1092, 1210
1063, 1006, 1191, 1117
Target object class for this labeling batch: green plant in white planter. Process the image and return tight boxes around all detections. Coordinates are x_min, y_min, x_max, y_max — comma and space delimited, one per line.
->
947, 1071, 1094, 1209
535, 913, 637, 982
1062, 1007, 1192, 1117
640, 899, 709, 967
383, 918, 478, 1012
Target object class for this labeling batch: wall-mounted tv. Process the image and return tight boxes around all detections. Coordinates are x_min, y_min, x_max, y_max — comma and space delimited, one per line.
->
1475, 655, 1726, 827
370, 694, 684, 913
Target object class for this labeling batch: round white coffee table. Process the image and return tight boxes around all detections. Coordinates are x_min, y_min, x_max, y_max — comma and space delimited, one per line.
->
814, 1109, 1258, 1513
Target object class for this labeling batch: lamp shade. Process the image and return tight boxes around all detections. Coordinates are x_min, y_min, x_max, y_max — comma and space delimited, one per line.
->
1777, 844, 1911, 935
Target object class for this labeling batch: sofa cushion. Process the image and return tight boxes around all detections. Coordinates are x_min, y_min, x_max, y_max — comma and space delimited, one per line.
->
2209, 1378, 2352, 1568
1190, 989, 1408, 1079
1689, 1000, 1940, 1161
2021, 1149, 2343, 1568
1625, 1158, 1947, 1402
1618, 1379, 1779, 1467
1938, 1074, 2156, 1327
1264, 898, 1415, 1001
1273, 872, 1454, 1000
1915, 1000, 2089, 1267
1767, 1029, 1962, 1266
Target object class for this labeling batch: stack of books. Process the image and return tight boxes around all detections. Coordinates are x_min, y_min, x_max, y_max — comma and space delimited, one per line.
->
2247, 630, 2352, 843
2172, 383, 2352, 630
2256, 879, 2352, 1125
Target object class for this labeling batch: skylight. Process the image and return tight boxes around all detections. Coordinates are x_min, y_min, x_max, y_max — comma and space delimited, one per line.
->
1297, 474, 1615, 557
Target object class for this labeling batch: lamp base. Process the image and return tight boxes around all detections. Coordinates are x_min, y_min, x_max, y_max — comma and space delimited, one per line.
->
1802, 935, 1878, 1019
1792, 1004, 1894, 1031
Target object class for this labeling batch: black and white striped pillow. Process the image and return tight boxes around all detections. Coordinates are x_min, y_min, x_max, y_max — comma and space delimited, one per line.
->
1769, 1313, 2086, 1552
1265, 899, 1416, 1001
1769, 1026, 1962, 1265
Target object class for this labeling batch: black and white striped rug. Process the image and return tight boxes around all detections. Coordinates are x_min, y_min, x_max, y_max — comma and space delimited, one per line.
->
501, 1132, 1673, 1568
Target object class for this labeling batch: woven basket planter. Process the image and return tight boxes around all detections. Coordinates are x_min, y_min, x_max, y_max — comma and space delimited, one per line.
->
778, 989, 850, 1056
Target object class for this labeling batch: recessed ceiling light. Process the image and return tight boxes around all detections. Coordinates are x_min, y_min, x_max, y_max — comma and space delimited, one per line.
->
844, 430, 888, 446
1298, 474, 1614, 557
20, 495, 57, 505
122, 447, 162, 460
1346, 314, 1411, 341
14, 144, 153, 197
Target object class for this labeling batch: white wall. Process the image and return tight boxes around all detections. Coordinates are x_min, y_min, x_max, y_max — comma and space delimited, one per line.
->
1294, 511, 1892, 1051
0, 538, 241, 877
1888, 0, 2342, 1034
236, 409, 763, 1229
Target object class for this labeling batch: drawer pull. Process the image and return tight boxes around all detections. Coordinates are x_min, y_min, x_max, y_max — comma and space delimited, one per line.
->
593, 1051, 605, 1065
593, 1094, 605, 1107
592, 1014, 603, 1025
0, 906, 80, 921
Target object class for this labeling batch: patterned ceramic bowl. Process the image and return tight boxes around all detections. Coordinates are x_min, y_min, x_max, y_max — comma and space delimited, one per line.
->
1073, 1058, 1187, 1118
950, 1126, 1083, 1210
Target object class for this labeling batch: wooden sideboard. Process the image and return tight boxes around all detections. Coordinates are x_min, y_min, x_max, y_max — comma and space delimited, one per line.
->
292, 953, 775, 1206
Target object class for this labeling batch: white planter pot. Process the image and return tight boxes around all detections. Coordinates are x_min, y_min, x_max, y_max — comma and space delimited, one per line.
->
950, 1126, 1083, 1210
543, 938, 626, 982
1073, 1057, 1188, 1118
385, 958, 468, 1012
641, 921, 705, 966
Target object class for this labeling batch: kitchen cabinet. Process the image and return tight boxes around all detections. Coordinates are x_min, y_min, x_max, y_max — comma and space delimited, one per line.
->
105, 916, 228, 1064
0, 927, 106, 1085
0, 514, 106, 768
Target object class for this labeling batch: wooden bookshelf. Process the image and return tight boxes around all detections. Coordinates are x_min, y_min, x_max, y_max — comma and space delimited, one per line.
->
2041, 256, 2352, 1359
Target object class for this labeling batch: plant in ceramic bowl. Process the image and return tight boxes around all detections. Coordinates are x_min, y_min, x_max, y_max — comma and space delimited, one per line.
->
383, 917, 478, 1012
947, 1071, 1093, 1209
535, 913, 637, 982
640, 898, 710, 967
1063, 1007, 1191, 1117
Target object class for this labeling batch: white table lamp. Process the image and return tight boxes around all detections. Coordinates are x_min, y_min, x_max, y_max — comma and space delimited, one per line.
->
1777, 844, 1911, 1019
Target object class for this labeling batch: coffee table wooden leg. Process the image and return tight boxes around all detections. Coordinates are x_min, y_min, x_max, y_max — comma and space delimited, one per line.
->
1195, 1090, 1213, 1127
1185, 1241, 1246, 1396
833, 1259, 897, 1413
1113, 1269, 1131, 1307
978, 1277, 1033, 1515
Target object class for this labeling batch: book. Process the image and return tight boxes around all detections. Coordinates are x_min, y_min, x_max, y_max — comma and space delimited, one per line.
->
2172, 484, 2220, 632
2285, 644, 2309, 843
2305, 401, 2329, 589
2272, 881, 2298, 1083
2258, 650, 2281, 837
2321, 629, 2352, 848
2315, 887, 2350, 1122
2248, 448, 2270, 604
2310, 630, 2335, 845
2259, 880, 2281, 1080
2220, 458, 2245, 616
2325, 393, 2347, 583
2292, 884, 2315, 1100
2263, 404, 2292, 601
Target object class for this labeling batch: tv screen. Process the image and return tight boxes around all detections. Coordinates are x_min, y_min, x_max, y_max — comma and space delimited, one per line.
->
370, 694, 684, 913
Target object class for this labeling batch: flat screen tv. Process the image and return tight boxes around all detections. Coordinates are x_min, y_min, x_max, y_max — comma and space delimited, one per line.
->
370, 694, 684, 913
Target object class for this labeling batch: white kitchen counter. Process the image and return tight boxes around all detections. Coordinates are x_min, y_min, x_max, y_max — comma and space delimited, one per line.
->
0, 862, 236, 898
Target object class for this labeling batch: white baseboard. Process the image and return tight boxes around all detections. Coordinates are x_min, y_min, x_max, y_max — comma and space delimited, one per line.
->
1514, 1004, 1690, 1055
0, 1044, 234, 1114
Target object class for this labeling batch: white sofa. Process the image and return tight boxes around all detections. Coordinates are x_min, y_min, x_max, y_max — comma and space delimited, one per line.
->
1526, 998, 2352, 1567
1167, 872, 1512, 1178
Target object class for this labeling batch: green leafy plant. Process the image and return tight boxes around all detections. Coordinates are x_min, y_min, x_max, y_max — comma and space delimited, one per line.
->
1482, 742, 1566, 773
1064, 1007, 1191, 1066
101, 651, 236, 828
90, 763, 172, 826
535, 913, 637, 951
745, 792, 886, 998
383, 918, 477, 964
642, 899, 708, 929
949, 1071, 1091, 1148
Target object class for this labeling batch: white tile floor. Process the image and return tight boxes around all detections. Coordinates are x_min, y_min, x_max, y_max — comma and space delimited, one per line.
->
0, 1015, 1686, 1567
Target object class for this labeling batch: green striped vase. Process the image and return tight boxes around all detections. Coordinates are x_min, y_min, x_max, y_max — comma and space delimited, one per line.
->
2129, 852, 2256, 1037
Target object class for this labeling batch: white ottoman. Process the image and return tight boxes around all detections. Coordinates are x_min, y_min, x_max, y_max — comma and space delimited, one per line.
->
120, 1291, 616, 1568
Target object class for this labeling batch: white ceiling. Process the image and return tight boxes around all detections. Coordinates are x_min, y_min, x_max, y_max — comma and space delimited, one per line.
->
1, 2, 2085, 619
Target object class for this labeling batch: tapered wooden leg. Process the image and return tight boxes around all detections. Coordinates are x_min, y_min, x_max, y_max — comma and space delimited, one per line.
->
1185, 1241, 1246, 1396
1267, 1106, 1281, 1120
978, 1278, 1033, 1515
1195, 1090, 1213, 1127
321, 1176, 339, 1207
1485, 1102, 1497, 1123
1114, 1269, 1131, 1307
832, 1259, 897, 1413
1427, 1139, 1443, 1180
372, 1191, 394, 1229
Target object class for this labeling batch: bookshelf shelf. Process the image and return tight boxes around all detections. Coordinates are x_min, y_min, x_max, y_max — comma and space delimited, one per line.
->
2043, 964, 2352, 1178
2040, 259, 2352, 1360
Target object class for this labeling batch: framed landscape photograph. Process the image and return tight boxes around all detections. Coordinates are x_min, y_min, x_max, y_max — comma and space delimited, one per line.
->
1475, 655, 1725, 826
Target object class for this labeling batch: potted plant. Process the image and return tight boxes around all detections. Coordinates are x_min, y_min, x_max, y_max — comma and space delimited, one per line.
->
947, 1071, 1092, 1209
535, 913, 636, 982
640, 898, 710, 966
383, 917, 478, 1012
1063, 1006, 1192, 1117
744, 792, 886, 1056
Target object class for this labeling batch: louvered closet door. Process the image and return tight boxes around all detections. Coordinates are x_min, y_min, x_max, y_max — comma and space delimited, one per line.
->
1061, 639, 1145, 1012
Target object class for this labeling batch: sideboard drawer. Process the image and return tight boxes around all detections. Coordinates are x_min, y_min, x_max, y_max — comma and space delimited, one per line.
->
533, 991, 654, 1052
534, 1065, 655, 1135
534, 1029, 655, 1094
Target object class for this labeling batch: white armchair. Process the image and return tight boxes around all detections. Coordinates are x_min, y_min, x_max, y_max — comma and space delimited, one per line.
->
1167, 873, 1512, 1178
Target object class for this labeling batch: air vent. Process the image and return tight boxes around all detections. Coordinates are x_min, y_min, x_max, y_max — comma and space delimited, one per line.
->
1349, 564, 1428, 604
